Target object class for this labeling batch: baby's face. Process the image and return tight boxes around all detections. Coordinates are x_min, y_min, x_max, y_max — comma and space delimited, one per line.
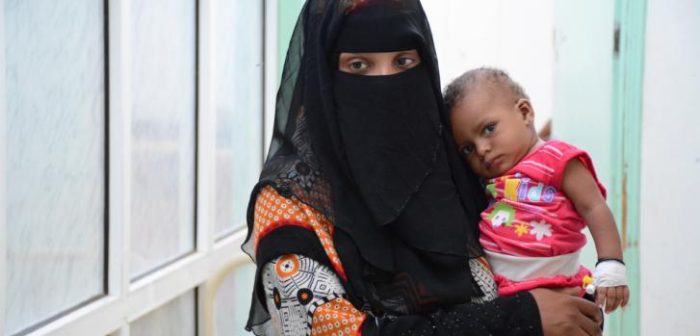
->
450, 88, 537, 178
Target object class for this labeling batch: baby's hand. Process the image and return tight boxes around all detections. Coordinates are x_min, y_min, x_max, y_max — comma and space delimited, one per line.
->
592, 259, 628, 313
595, 285, 629, 313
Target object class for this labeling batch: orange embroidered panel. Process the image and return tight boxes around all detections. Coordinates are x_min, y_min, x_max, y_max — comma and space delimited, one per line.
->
311, 298, 365, 336
254, 186, 347, 280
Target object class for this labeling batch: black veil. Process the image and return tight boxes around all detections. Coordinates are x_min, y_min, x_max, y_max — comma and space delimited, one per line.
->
243, 0, 488, 331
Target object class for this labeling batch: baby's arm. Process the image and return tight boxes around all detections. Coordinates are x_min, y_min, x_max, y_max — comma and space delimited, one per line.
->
562, 159, 629, 313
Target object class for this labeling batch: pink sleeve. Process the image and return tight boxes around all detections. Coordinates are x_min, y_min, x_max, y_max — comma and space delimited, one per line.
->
548, 141, 607, 198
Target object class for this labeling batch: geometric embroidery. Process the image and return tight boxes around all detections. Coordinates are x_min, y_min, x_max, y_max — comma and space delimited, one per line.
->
262, 258, 498, 334
276, 254, 301, 279
255, 186, 347, 280
256, 194, 503, 334
310, 297, 364, 336
469, 257, 499, 304
263, 254, 363, 336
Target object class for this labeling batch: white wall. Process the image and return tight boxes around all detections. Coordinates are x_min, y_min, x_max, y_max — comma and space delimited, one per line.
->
422, 0, 610, 273
640, 1, 700, 335
422, 0, 554, 131
551, 1, 616, 274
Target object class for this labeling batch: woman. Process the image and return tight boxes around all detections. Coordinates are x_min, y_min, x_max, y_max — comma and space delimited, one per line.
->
242, 0, 602, 334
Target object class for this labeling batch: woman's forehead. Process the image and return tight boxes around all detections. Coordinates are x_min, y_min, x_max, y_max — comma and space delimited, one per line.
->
338, 49, 419, 56
333, 1, 422, 52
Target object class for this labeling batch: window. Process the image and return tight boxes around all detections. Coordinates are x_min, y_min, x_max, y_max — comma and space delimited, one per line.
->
4, 1, 106, 334
213, 0, 264, 238
128, 0, 197, 280
0, 0, 268, 335
214, 264, 256, 335
130, 291, 196, 336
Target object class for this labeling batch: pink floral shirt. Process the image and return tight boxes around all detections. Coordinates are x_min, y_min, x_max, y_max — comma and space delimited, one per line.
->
478, 141, 606, 294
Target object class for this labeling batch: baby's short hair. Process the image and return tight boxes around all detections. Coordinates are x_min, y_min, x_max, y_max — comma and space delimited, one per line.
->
443, 67, 529, 113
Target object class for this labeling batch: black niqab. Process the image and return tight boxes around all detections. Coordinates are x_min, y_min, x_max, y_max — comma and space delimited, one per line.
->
243, 0, 488, 330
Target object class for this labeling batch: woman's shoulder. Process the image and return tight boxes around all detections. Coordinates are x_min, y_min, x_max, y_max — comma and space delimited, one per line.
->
253, 185, 347, 279
253, 186, 325, 243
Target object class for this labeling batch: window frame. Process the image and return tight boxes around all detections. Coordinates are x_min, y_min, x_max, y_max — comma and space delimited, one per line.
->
0, 0, 270, 334
0, 0, 7, 333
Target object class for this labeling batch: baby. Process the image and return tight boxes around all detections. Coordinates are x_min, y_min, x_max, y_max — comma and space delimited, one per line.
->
444, 68, 629, 313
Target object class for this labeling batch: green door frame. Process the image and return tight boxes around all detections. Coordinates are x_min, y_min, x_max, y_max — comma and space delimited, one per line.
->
608, 0, 647, 335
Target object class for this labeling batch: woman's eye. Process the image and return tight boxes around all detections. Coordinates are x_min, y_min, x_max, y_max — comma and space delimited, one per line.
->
348, 60, 368, 70
395, 57, 416, 67
461, 145, 474, 157
483, 123, 496, 136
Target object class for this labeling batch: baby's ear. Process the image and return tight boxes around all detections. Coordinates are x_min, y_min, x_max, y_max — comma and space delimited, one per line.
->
516, 98, 535, 124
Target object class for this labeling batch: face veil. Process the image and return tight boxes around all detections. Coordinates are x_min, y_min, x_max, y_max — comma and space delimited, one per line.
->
243, 0, 488, 330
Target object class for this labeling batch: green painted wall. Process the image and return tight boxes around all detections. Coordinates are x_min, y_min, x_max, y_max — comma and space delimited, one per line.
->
277, 0, 305, 79
608, 1, 646, 335
554, 0, 644, 334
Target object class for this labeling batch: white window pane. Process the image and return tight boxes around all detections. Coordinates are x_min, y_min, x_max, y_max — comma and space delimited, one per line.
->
130, 291, 196, 336
214, 0, 263, 238
214, 263, 256, 335
5, 1, 106, 334
129, 0, 196, 278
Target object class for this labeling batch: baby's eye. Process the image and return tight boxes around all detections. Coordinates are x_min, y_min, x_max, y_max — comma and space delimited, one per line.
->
461, 144, 474, 157
483, 123, 496, 136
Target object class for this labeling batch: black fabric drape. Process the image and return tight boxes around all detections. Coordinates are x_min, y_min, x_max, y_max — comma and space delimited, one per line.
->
243, 0, 490, 331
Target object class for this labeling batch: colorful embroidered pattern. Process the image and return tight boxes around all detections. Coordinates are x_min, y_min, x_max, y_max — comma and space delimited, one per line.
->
276, 254, 302, 279
255, 186, 347, 280
469, 257, 499, 303
311, 298, 365, 336
262, 255, 364, 336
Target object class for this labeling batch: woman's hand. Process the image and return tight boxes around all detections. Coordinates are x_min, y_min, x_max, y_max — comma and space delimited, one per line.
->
530, 288, 603, 336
